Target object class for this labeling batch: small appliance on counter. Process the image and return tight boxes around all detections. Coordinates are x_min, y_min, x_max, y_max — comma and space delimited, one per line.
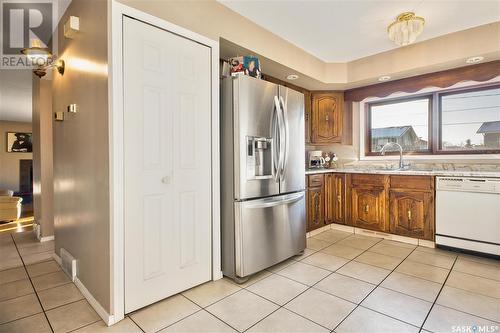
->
308, 150, 326, 169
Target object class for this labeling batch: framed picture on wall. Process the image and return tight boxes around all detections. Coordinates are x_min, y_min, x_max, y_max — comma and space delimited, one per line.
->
6, 132, 32, 153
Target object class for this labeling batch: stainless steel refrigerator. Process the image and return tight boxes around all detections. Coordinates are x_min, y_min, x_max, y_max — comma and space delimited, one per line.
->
221, 75, 306, 281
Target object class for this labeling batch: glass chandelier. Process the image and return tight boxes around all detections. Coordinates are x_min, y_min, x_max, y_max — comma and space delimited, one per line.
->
387, 12, 425, 46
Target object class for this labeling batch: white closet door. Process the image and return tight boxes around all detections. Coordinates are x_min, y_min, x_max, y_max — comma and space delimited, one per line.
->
123, 17, 212, 313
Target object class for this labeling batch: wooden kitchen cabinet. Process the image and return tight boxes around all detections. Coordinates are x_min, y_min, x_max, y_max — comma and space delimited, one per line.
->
351, 187, 387, 232
307, 186, 324, 232
389, 175, 435, 240
325, 173, 346, 225
311, 92, 343, 144
304, 91, 312, 143
306, 174, 325, 232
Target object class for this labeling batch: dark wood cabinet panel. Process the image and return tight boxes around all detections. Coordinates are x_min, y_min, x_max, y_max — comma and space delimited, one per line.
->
311, 92, 343, 144
307, 186, 325, 232
351, 187, 387, 232
390, 175, 434, 191
389, 190, 434, 241
308, 174, 324, 188
305, 91, 311, 144
325, 173, 346, 225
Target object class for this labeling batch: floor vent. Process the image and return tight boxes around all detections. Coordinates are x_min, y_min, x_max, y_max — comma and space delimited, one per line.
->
60, 248, 77, 281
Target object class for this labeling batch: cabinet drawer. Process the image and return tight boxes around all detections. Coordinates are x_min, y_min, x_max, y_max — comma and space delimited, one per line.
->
351, 174, 386, 187
390, 176, 433, 191
308, 174, 324, 187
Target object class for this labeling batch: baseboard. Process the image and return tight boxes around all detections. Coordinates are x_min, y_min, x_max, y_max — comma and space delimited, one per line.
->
306, 224, 331, 238
74, 277, 115, 326
53, 252, 115, 326
39, 235, 54, 242
213, 270, 223, 280
330, 224, 355, 233
52, 252, 62, 265
311, 223, 435, 248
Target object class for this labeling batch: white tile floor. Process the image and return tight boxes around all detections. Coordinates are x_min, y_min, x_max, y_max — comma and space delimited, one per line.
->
1, 229, 500, 332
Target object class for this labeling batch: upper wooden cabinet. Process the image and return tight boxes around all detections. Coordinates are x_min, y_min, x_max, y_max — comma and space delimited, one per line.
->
311, 92, 343, 144
304, 91, 312, 144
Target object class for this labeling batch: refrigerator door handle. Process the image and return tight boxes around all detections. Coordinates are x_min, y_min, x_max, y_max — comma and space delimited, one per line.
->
279, 95, 289, 181
272, 96, 285, 182
244, 192, 305, 209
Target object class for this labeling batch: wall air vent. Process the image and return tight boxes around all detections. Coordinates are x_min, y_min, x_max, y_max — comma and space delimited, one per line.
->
60, 248, 77, 281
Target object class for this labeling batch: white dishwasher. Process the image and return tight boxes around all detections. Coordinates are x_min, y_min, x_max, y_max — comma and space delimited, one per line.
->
436, 177, 500, 256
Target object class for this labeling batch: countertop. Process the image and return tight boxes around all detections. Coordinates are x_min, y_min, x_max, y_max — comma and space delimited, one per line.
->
305, 168, 500, 178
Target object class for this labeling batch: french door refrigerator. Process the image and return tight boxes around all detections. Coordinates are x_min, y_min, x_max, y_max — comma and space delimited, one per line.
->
221, 75, 306, 281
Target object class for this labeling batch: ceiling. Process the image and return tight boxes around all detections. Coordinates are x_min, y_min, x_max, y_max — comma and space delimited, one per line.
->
218, 0, 500, 63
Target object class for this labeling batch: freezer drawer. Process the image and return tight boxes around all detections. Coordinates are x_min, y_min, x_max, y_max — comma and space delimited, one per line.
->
234, 191, 306, 277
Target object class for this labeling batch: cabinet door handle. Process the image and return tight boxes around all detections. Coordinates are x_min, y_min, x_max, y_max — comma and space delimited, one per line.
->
337, 195, 341, 203
407, 209, 412, 221
325, 114, 329, 122
364, 204, 369, 213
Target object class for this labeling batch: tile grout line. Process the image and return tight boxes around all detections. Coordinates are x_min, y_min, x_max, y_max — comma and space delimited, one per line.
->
331, 239, 422, 332
418, 256, 459, 332
9, 233, 56, 333
66, 318, 103, 333
242, 235, 388, 333
127, 316, 147, 333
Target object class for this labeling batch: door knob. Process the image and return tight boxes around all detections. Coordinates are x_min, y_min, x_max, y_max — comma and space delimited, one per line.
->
161, 176, 171, 184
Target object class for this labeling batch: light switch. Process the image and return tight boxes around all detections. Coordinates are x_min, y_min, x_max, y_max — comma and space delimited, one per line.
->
54, 111, 64, 121
67, 104, 78, 113
64, 16, 80, 39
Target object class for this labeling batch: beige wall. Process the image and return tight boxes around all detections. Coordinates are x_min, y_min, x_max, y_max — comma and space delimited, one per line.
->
116, 0, 500, 89
0, 121, 32, 191
32, 78, 54, 238
52, 0, 111, 312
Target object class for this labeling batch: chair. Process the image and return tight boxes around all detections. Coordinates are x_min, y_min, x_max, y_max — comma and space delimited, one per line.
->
0, 189, 14, 197
0, 196, 22, 222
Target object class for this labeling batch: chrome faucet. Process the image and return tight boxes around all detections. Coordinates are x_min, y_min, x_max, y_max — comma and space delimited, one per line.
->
380, 142, 407, 170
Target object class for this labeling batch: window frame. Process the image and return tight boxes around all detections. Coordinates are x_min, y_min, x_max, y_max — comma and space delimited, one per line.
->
436, 84, 500, 155
365, 94, 434, 156
365, 82, 500, 156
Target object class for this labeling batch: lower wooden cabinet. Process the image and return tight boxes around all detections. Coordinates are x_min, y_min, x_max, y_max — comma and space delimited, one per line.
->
307, 172, 435, 240
389, 190, 434, 240
307, 185, 324, 232
325, 173, 346, 224
351, 186, 387, 232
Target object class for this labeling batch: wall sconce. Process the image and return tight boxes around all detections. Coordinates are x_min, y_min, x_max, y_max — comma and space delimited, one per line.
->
21, 39, 65, 78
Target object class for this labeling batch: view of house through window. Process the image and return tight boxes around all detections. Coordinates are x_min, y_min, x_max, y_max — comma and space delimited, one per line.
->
369, 97, 430, 153
440, 86, 500, 151
367, 84, 500, 155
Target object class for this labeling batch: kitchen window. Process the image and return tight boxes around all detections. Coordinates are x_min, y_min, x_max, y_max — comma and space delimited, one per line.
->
439, 86, 500, 153
366, 83, 500, 155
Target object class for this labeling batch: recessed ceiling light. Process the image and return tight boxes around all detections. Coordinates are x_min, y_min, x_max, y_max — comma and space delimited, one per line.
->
286, 74, 299, 80
378, 75, 391, 82
465, 56, 484, 64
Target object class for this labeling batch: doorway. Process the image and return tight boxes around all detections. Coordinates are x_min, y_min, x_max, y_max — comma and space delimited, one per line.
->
122, 16, 214, 313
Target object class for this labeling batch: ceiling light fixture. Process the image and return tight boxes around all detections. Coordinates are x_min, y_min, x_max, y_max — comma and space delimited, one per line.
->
21, 39, 65, 78
387, 12, 425, 46
286, 74, 299, 80
378, 75, 391, 82
465, 56, 484, 64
